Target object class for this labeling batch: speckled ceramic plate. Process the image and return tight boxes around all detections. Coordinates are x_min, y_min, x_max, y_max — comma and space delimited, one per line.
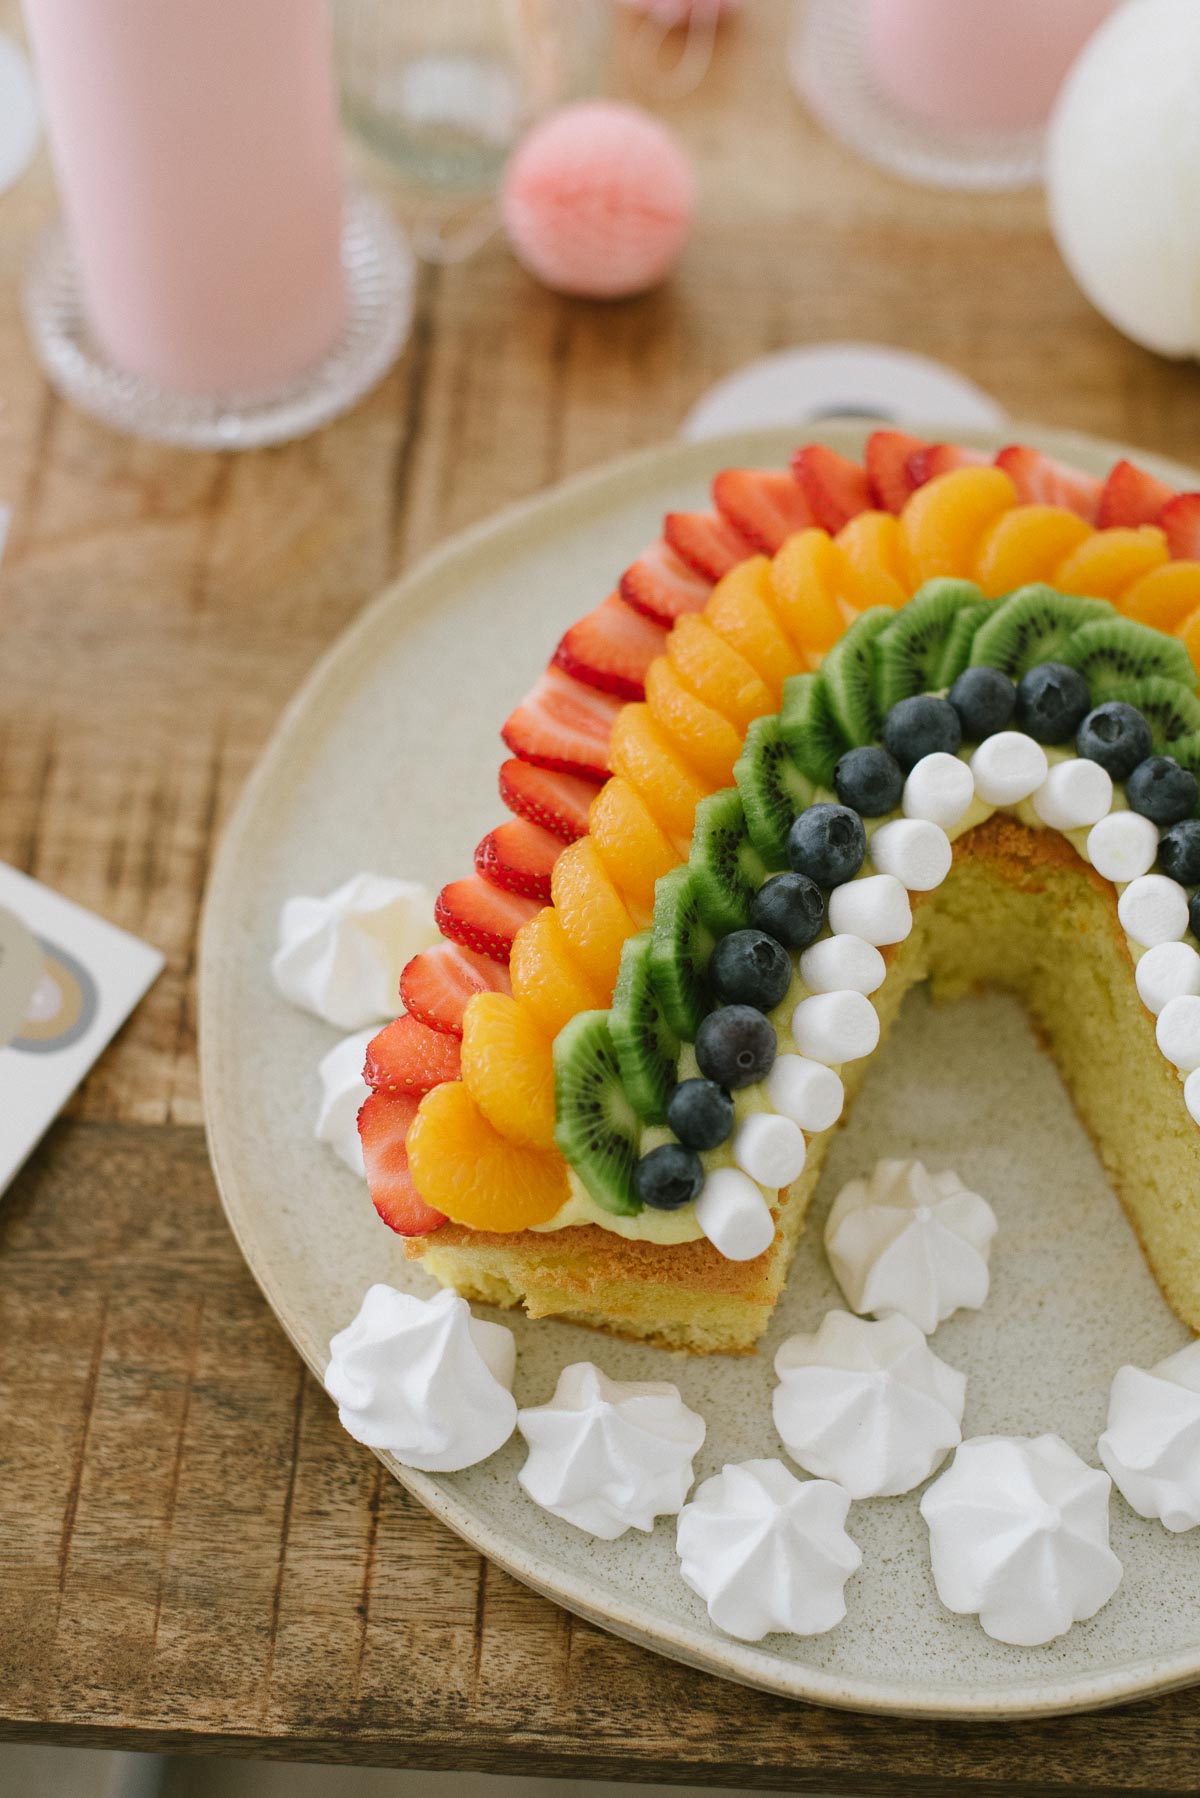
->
200, 424, 1200, 1718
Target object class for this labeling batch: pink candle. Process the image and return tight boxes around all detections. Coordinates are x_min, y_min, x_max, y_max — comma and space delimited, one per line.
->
22, 0, 348, 395
865, 0, 1118, 134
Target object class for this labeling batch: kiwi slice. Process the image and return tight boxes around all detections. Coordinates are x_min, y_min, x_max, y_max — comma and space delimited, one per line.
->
1059, 616, 1198, 700
819, 606, 894, 744
734, 715, 815, 867
875, 579, 984, 709
650, 865, 717, 1040
969, 585, 1110, 678
610, 931, 681, 1125
780, 672, 849, 788
1117, 676, 1200, 751
935, 597, 1001, 688
553, 1010, 642, 1215
689, 789, 770, 934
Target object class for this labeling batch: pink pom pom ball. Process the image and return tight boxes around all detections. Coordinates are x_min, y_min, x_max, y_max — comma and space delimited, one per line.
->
501, 100, 695, 299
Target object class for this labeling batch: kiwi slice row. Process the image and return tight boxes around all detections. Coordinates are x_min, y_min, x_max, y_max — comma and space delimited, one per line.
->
553, 1011, 642, 1215
735, 715, 814, 866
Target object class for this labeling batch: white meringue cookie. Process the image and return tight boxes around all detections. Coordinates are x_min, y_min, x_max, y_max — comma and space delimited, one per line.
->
828, 873, 913, 946
1117, 873, 1189, 949
766, 1054, 844, 1132
920, 1434, 1122, 1646
799, 933, 886, 996
1156, 993, 1200, 1071
969, 732, 1048, 807
903, 752, 975, 829
676, 1459, 861, 1641
1086, 809, 1159, 883
773, 1311, 965, 1499
869, 818, 953, 891
695, 1167, 776, 1261
1185, 1067, 1200, 1125
1032, 757, 1113, 831
1098, 1341, 1200, 1532
315, 1028, 376, 1177
272, 872, 439, 1028
824, 1158, 997, 1335
791, 989, 880, 1065
733, 1112, 807, 1188
517, 1362, 705, 1539
1135, 941, 1200, 1015
325, 1285, 516, 1472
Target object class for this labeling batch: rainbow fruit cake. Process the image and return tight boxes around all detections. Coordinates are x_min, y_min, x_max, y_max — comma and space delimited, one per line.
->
358, 433, 1200, 1354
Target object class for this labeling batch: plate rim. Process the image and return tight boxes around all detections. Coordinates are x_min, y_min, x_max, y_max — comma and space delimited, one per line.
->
200, 420, 1200, 1720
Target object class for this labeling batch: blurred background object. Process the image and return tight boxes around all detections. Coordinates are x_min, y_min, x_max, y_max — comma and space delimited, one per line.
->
0, 29, 38, 194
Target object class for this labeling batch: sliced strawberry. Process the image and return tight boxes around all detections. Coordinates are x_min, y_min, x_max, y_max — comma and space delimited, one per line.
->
498, 757, 597, 841
1160, 493, 1200, 560
358, 1090, 445, 1236
399, 941, 510, 1037
364, 1013, 461, 1096
551, 592, 667, 701
475, 817, 560, 902
620, 537, 712, 625
663, 510, 752, 581
865, 429, 926, 513
908, 442, 990, 488
792, 444, 873, 534
501, 666, 622, 778
435, 874, 541, 962
993, 445, 1100, 521
712, 468, 815, 555
1096, 458, 1178, 529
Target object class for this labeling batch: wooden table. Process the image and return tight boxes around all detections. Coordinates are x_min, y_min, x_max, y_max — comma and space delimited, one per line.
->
3, 6, 1200, 1791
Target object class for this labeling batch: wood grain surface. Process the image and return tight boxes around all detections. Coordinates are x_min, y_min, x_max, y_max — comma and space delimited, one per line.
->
3, 2, 1200, 1787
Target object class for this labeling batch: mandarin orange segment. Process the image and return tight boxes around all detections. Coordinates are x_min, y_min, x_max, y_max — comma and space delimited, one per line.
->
1119, 562, 1200, 632
1054, 526, 1168, 600
973, 505, 1094, 599
588, 774, 681, 914
1177, 603, 1200, 676
550, 837, 637, 1000
900, 466, 1018, 586
667, 613, 775, 733
644, 658, 743, 787
459, 991, 557, 1151
509, 906, 606, 1038
767, 529, 846, 660
704, 557, 802, 699
608, 705, 711, 850
834, 510, 909, 611
407, 1079, 568, 1231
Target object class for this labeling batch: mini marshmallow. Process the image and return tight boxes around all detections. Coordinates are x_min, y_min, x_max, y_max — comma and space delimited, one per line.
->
1185, 1067, 1200, 1125
1118, 873, 1189, 949
969, 732, 1049, 807
798, 934, 886, 996
1086, 810, 1159, 883
733, 1113, 808, 1189
1135, 941, 1200, 1016
695, 1167, 776, 1261
1156, 994, 1200, 1071
869, 818, 953, 892
767, 1054, 844, 1132
827, 873, 912, 946
903, 752, 975, 829
792, 990, 880, 1065
1032, 758, 1113, 832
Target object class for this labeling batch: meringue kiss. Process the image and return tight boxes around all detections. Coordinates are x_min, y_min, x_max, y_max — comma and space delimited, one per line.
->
272, 872, 438, 1029
325, 1284, 517, 1472
1099, 1340, 1200, 1532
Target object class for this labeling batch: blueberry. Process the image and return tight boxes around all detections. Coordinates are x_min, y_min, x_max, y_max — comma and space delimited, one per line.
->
1014, 661, 1092, 744
1191, 891, 1200, 941
882, 694, 962, 771
787, 802, 867, 886
1158, 819, 1200, 885
948, 665, 1016, 740
1076, 702, 1154, 781
749, 871, 825, 950
833, 745, 904, 817
1126, 756, 1199, 826
634, 1143, 705, 1211
695, 1004, 777, 1089
667, 1078, 735, 1151
710, 928, 792, 1011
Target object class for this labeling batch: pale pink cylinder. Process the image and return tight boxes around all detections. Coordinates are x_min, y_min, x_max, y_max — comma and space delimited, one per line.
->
22, 0, 348, 395
864, 0, 1118, 133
